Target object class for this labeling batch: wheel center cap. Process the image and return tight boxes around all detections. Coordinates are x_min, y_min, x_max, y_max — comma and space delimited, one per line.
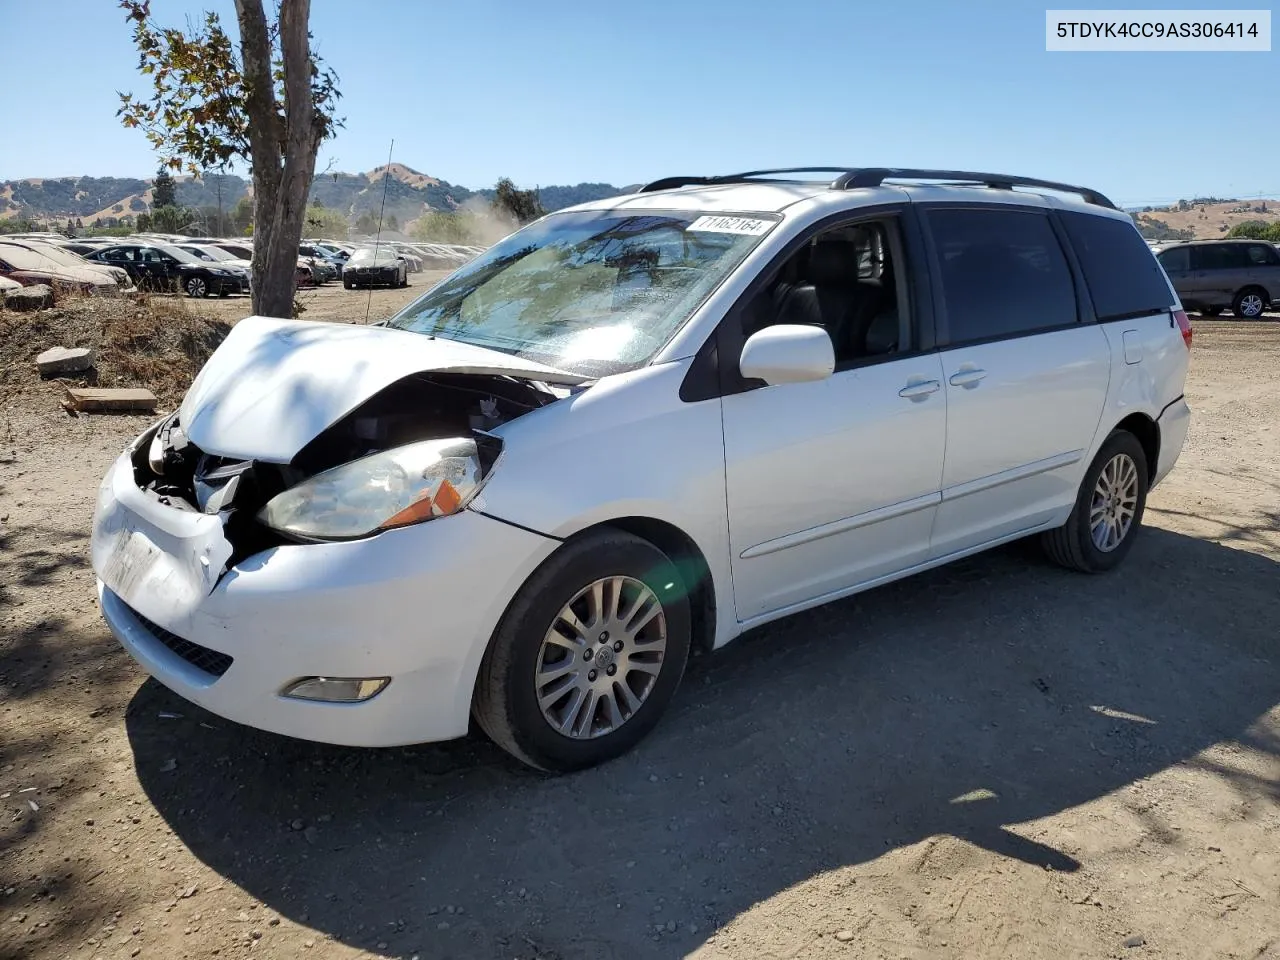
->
594, 645, 616, 671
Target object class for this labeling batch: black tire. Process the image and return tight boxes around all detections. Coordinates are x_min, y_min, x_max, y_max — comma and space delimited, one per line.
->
1042, 430, 1149, 573
1201, 306, 1222, 317
185, 276, 209, 298
1232, 287, 1268, 319
343, 279, 353, 290
473, 529, 692, 772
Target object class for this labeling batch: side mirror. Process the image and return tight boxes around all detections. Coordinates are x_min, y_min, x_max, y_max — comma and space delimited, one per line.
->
739, 325, 835, 386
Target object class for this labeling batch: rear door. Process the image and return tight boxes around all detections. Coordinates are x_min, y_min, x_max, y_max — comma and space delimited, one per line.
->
923, 205, 1111, 558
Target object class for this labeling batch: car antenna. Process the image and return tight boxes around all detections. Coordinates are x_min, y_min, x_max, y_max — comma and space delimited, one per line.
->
365, 137, 395, 326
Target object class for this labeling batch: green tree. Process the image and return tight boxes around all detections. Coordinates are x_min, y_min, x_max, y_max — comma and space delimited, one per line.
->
1226, 220, 1280, 241
152, 165, 177, 207
411, 211, 480, 244
354, 211, 380, 235
151, 205, 195, 233
118, 0, 342, 318
302, 204, 347, 238
231, 194, 254, 234
492, 177, 544, 225
386, 213, 398, 231
135, 212, 152, 232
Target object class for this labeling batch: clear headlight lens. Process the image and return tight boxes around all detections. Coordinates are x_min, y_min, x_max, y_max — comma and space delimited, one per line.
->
258, 437, 487, 541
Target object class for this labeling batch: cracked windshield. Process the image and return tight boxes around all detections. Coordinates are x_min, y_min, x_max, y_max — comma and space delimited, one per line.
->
388, 212, 777, 376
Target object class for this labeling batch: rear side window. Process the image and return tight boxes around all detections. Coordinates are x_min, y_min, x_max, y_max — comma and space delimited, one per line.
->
1247, 243, 1279, 265
929, 208, 1076, 343
1060, 212, 1173, 320
1158, 247, 1190, 273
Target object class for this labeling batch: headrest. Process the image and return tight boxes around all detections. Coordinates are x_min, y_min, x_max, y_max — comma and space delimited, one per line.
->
806, 243, 855, 286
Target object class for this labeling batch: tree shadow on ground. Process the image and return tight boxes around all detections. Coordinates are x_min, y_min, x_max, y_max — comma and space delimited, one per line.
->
126, 527, 1279, 960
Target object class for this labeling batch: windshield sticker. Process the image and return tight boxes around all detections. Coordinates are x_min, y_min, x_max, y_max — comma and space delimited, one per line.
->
686, 216, 773, 236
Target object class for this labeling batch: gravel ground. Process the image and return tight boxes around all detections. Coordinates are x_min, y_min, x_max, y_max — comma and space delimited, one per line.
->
1, 311, 1277, 960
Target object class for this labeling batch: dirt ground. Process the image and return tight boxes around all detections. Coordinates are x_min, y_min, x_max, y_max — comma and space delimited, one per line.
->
195, 274, 445, 326
1, 303, 1278, 960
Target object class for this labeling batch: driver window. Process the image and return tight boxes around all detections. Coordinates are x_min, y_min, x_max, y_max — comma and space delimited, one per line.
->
743, 219, 903, 366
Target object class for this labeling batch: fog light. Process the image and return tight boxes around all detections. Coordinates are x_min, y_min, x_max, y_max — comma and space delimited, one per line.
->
282, 677, 390, 703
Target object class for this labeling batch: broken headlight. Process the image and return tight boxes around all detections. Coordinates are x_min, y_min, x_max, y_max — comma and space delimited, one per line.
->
258, 437, 488, 541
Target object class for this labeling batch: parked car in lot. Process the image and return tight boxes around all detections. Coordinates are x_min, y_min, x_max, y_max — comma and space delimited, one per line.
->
84, 242, 249, 297
0, 238, 131, 289
341, 245, 408, 288
1156, 239, 1279, 317
298, 243, 346, 281
90, 167, 1191, 772
176, 243, 254, 276
390, 244, 424, 273
0, 240, 123, 293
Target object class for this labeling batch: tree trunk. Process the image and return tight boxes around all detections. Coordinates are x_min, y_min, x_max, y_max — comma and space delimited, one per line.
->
234, 0, 323, 319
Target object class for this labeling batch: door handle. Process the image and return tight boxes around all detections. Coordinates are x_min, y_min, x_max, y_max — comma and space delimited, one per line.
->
949, 369, 987, 388
898, 379, 941, 400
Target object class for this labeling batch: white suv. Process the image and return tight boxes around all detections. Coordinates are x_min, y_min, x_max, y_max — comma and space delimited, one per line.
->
91, 167, 1193, 772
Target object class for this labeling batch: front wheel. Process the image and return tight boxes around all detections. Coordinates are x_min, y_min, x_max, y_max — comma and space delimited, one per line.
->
1232, 287, 1268, 319
473, 530, 692, 772
1042, 431, 1148, 573
185, 276, 209, 298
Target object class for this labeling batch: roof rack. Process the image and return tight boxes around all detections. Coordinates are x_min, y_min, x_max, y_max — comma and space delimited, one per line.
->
637, 166, 1117, 210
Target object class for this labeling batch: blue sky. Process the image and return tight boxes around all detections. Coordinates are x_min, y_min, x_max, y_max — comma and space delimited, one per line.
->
1, 0, 1275, 206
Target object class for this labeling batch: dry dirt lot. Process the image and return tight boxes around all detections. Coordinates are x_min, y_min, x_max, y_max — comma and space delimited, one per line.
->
1, 302, 1278, 960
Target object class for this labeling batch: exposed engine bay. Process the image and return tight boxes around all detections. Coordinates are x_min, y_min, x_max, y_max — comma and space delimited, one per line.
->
129, 372, 568, 563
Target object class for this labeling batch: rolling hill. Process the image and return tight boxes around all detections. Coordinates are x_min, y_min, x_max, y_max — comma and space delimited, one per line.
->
0, 164, 625, 225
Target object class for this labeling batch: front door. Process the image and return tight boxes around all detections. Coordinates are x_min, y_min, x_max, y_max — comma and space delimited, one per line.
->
720, 214, 947, 622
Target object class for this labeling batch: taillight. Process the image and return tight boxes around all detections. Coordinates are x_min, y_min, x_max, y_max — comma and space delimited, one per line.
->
1173, 309, 1192, 349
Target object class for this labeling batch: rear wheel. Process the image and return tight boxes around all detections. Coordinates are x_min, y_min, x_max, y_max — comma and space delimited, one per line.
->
473, 530, 692, 772
1232, 287, 1268, 318
1042, 431, 1148, 573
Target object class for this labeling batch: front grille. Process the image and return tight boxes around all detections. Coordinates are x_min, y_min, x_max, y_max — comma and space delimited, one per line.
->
129, 606, 234, 678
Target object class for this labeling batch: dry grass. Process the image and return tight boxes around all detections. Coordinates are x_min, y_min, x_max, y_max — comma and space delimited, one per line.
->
0, 291, 231, 406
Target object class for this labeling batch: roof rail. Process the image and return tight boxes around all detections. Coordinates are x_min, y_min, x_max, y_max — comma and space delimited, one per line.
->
830, 168, 1117, 209
636, 166, 1117, 209
636, 168, 857, 194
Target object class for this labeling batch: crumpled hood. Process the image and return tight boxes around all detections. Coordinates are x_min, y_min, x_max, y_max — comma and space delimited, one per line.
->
179, 315, 587, 463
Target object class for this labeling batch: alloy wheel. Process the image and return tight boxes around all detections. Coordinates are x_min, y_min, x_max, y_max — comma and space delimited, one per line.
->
186, 277, 207, 298
1089, 453, 1139, 552
535, 576, 668, 739
1239, 293, 1265, 317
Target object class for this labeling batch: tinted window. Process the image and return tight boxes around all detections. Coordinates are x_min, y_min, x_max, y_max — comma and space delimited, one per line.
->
1195, 244, 1251, 270
1061, 212, 1173, 320
1246, 244, 1279, 265
929, 208, 1076, 343
1158, 246, 1190, 273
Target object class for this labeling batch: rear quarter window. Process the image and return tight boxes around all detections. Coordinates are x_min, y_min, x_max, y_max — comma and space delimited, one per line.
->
1061, 212, 1172, 320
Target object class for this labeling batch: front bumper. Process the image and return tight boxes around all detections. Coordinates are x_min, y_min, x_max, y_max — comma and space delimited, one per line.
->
91, 450, 558, 746
209, 275, 249, 295
346, 268, 398, 285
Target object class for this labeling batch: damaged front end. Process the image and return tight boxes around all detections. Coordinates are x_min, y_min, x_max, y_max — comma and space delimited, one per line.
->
130, 371, 567, 569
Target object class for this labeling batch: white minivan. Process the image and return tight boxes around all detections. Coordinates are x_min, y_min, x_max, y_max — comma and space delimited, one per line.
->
91, 168, 1193, 771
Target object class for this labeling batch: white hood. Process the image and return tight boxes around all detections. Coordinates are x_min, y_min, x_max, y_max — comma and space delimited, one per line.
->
179, 315, 587, 463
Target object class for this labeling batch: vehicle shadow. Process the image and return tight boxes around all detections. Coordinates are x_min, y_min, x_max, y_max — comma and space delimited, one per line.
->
125, 527, 1280, 959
